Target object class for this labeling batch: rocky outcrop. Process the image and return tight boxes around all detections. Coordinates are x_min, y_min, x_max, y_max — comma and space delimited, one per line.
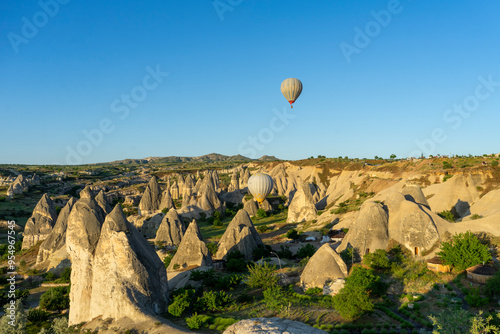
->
141, 213, 165, 239
36, 197, 76, 267
31, 173, 41, 185
401, 183, 430, 209
66, 186, 106, 325
139, 176, 162, 216
170, 181, 180, 200
216, 210, 263, 261
22, 194, 58, 249
155, 210, 185, 246
96, 190, 112, 215
167, 220, 212, 271
239, 168, 250, 189
197, 177, 222, 213
258, 199, 273, 212
286, 183, 317, 223
228, 171, 239, 192
243, 199, 258, 217
90, 205, 169, 322
337, 201, 389, 255
300, 244, 348, 292
159, 188, 175, 211
223, 318, 328, 334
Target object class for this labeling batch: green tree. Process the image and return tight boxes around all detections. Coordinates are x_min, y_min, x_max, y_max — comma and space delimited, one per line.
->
390, 154, 396, 160
437, 231, 491, 271
40, 287, 70, 312
0, 299, 26, 334
363, 249, 391, 269
246, 262, 278, 290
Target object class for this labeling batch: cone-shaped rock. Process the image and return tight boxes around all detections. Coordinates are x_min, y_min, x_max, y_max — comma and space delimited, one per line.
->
139, 176, 162, 215
170, 181, 180, 199
216, 209, 263, 261
159, 188, 175, 212
36, 197, 77, 265
66, 187, 105, 325
228, 171, 239, 192
401, 183, 430, 209
167, 220, 212, 271
90, 205, 169, 322
95, 190, 112, 215
243, 199, 258, 217
286, 183, 317, 223
155, 210, 185, 246
22, 193, 58, 249
300, 244, 348, 291
337, 201, 389, 255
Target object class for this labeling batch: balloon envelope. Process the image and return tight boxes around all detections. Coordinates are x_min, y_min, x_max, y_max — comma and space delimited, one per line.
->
281, 78, 302, 107
248, 173, 274, 204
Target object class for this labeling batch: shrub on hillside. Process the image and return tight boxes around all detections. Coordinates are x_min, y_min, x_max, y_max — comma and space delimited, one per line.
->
296, 244, 317, 259
437, 231, 491, 271
246, 262, 278, 290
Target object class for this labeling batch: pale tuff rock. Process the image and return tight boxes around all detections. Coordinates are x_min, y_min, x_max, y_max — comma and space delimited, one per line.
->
95, 190, 112, 215
66, 187, 105, 325
159, 188, 176, 211
139, 176, 162, 215
141, 213, 165, 239
243, 199, 259, 217
239, 168, 250, 189
223, 318, 328, 334
286, 183, 317, 223
196, 176, 222, 213
300, 244, 348, 292
216, 209, 263, 261
170, 181, 180, 200
337, 201, 389, 255
36, 197, 77, 265
90, 205, 169, 322
167, 220, 212, 271
184, 174, 195, 196
269, 164, 297, 198
258, 199, 273, 212
155, 210, 185, 246
22, 193, 58, 249
228, 171, 239, 192
401, 183, 430, 209
31, 173, 41, 185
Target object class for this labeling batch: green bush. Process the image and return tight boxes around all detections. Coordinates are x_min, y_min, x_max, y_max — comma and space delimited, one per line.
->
485, 270, 500, 299
163, 255, 173, 269
197, 290, 231, 312
206, 242, 218, 256
492, 160, 499, 167
256, 224, 268, 233
438, 210, 456, 222
189, 269, 218, 287
44, 272, 56, 282
285, 229, 299, 240
276, 245, 293, 259
464, 287, 489, 307
226, 250, 247, 272
443, 174, 453, 182
340, 247, 359, 265
437, 231, 491, 271
363, 249, 391, 269
296, 244, 317, 259
305, 287, 323, 295
471, 214, 482, 220
252, 244, 272, 261
185, 313, 210, 330
27, 308, 50, 322
213, 218, 223, 227
256, 209, 267, 218
263, 285, 288, 311
40, 286, 70, 311
246, 262, 278, 290
443, 161, 453, 169
59, 267, 71, 283
168, 289, 194, 317
211, 317, 238, 331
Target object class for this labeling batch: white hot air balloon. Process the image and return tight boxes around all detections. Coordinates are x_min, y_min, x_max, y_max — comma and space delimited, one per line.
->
248, 173, 274, 204
281, 78, 303, 108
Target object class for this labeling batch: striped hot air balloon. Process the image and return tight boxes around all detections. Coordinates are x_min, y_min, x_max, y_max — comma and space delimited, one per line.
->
281, 78, 302, 108
248, 173, 274, 204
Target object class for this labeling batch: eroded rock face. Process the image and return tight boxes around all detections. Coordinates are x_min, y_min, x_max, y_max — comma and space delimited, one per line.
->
96, 190, 112, 215
36, 197, 77, 265
66, 188, 105, 325
90, 205, 169, 322
155, 210, 185, 246
139, 176, 162, 215
223, 318, 328, 334
243, 200, 258, 217
22, 193, 58, 249
228, 171, 239, 192
168, 220, 212, 271
337, 201, 389, 255
300, 244, 348, 292
159, 188, 175, 212
216, 210, 263, 261
401, 183, 430, 209
286, 183, 317, 223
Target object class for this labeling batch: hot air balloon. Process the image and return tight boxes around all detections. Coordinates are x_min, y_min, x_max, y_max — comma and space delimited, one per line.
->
281, 78, 302, 108
248, 173, 274, 204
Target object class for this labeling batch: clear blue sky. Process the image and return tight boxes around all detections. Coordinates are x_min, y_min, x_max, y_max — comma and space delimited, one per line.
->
2, 1, 500, 164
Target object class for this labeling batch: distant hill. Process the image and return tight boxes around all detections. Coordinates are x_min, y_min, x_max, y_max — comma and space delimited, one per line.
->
98, 153, 277, 165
